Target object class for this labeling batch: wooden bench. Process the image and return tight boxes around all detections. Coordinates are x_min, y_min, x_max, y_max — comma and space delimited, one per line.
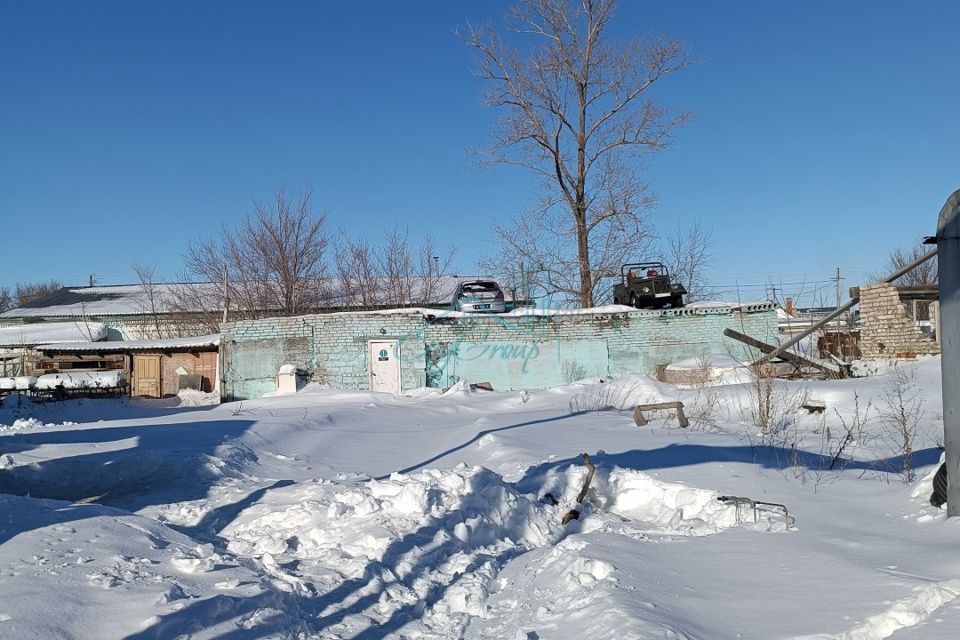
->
633, 401, 688, 428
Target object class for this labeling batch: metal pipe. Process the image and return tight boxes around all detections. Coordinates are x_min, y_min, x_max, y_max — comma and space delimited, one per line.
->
936, 189, 960, 516
754, 501, 790, 529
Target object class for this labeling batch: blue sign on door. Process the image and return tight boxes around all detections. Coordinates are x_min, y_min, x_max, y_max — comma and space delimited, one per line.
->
378, 349, 389, 361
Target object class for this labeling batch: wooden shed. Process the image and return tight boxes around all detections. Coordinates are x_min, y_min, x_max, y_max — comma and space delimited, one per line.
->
36, 334, 220, 398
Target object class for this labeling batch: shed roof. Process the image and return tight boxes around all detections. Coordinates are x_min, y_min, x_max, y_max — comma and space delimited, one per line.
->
37, 334, 220, 354
0, 321, 108, 347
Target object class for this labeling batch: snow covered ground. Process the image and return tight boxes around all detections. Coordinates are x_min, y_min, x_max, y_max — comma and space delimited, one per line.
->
0, 356, 958, 639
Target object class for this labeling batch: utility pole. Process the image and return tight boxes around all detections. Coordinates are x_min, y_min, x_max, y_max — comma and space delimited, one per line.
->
936, 188, 960, 516
222, 266, 229, 325
520, 262, 526, 305
835, 268, 841, 310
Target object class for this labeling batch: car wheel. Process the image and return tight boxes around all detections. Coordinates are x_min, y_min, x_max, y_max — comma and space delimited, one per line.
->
629, 292, 637, 308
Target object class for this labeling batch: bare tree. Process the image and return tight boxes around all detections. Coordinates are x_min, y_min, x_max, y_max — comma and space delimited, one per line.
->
333, 233, 380, 310
132, 262, 169, 339
14, 279, 63, 307
379, 226, 418, 308
179, 188, 329, 326
0, 287, 11, 314
413, 233, 454, 306
465, 0, 691, 307
332, 227, 456, 310
877, 238, 938, 286
666, 219, 714, 302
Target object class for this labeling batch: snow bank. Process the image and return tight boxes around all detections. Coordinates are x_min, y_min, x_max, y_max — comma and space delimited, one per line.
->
565, 374, 675, 412
0, 376, 37, 390
0, 417, 76, 433
666, 354, 744, 371
531, 463, 780, 535
224, 465, 557, 573
602, 469, 743, 534
221, 465, 561, 632
34, 369, 124, 390
177, 388, 220, 406
663, 354, 753, 387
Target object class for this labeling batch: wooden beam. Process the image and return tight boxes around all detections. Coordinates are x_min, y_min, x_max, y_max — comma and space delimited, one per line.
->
723, 328, 841, 376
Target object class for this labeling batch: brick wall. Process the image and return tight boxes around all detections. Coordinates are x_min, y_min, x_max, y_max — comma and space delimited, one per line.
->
159, 351, 217, 396
858, 283, 939, 359
220, 305, 778, 399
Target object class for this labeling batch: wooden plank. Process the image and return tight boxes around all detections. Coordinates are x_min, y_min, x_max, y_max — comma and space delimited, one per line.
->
723, 328, 840, 376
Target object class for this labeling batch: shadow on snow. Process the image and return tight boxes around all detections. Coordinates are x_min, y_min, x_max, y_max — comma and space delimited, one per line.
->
0, 418, 257, 544
126, 471, 536, 640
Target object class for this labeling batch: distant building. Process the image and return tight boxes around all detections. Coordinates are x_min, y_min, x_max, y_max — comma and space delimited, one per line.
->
0, 321, 107, 377
0, 278, 525, 341
0, 284, 216, 340
36, 334, 220, 398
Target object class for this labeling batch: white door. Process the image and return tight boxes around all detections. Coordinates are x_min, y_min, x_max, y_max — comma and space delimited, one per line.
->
369, 340, 401, 394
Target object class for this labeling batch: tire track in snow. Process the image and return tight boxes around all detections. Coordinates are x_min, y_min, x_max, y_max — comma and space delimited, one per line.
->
792, 578, 960, 640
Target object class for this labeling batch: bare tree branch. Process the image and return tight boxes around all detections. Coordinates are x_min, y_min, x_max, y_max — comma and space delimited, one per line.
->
874, 238, 938, 286
175, 188, 329, 328
665, 219, 715, 303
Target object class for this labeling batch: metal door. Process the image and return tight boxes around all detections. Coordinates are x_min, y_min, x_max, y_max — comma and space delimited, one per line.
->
369, 340, 400, 394
133, 354, 162, 398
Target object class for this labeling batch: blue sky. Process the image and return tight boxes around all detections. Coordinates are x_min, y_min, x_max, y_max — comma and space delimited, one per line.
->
1, 1, 957, 305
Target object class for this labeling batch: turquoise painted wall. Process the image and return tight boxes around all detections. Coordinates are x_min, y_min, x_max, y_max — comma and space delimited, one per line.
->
220, 305, 777, 400
432, 339, 610, 390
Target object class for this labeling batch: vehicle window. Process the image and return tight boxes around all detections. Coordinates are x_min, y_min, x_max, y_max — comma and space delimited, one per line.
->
462, 282, 497, 293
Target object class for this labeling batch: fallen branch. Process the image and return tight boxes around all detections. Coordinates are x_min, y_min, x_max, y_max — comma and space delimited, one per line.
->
563, 453, 596, 525
575, 453, 596, 504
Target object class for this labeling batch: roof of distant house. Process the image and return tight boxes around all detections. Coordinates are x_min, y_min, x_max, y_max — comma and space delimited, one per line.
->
36, 334, 220, 353
0, 277, 520, 319
0, 283, 219, 319
0, 321, 108, 346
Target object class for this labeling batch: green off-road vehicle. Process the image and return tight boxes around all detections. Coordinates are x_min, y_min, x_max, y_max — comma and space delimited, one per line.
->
612, 262, 686, 309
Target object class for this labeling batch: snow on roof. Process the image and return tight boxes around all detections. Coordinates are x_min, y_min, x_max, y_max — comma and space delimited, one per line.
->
255, 301, 777, 322
0, 321, 107, 346
0, 277, 520, 319
36, 334, 220, 353
0, 283, 221, 319
685, 300, 770, 309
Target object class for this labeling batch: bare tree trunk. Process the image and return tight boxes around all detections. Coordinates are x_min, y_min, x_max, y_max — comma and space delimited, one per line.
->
466, 0, 690, 307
